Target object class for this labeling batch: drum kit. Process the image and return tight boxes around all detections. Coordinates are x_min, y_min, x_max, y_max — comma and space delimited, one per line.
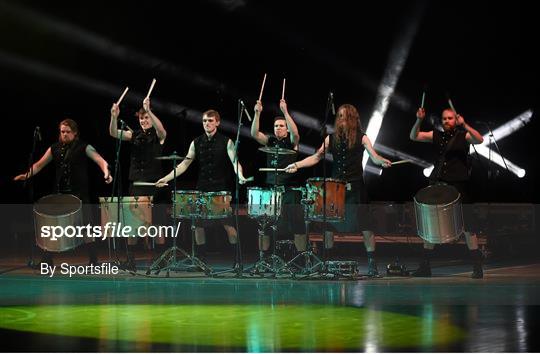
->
30, 148, 466, 279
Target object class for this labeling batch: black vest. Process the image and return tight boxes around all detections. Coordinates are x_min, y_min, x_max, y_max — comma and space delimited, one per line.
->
431, 129, 470, 182
194, 132, 232, 192
51, 139, 89, 202
264, 135, 298, 186
128, 128, 163, 181
328, 130, 365, 182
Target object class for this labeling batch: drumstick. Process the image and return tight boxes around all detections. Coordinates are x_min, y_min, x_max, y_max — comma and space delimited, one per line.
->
281, 78, 286, 100
116, 87, 129, 105
420, 91, 425, 109
259, 168, 286, 172
258, 73, 267, 101
132, 181, 167, 186
146, 78, 157, 99
391, 159, 413, 166
447, 96, 457, 114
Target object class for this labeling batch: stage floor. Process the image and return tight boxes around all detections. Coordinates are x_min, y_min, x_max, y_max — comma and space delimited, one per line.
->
1, 253, 540, 352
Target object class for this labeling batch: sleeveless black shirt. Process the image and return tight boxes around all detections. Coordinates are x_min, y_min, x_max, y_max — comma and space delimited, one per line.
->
194, 132, 232, 192
328, 130, 365, 182
51, 139, 90, 202
128, 128, 163, 181
264, 135, 298, 186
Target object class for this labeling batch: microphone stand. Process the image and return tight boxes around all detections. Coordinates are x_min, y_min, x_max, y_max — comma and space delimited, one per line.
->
109, 121, 125, 267
320, 92, 334, 272
25, 127, 40, 268
212, 99, 245, 277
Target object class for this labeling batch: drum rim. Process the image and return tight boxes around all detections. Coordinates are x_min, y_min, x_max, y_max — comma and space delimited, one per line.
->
34, 193, 82, 217
413, 184, 461, 207
307, 177, 346, 184
202, 191, 231, 196
174, 190, 201, 194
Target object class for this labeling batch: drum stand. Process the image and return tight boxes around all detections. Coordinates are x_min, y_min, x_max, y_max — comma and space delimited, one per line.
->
281, 196, 323, 277
246, 216, 288, 276
146, 153, 211, 276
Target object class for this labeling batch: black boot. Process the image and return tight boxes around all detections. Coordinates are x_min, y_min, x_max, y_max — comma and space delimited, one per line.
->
87, 241, 98, 266
195, 243, 208, 263
40, 251, 54, 268
412, 248, 433, 277
231, 243, 241, 271
121, 245, 137, 272
470, 249, 484, 279
367, 251, 380, 277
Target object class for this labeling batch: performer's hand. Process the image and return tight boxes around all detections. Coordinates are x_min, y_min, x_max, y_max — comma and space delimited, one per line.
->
380, 158, 392, 168
143, 97, 151, 113
284, 163, 297, 173
416, 107, 425, 120
456, 114, 465, 126
111, 103, 120, 119
254, 100, 263, 114
104, 172, 113, 184
239, 176, 253, 185
13, 173, 28, 181
279, 99, 288, 114
156, 178, 168, 188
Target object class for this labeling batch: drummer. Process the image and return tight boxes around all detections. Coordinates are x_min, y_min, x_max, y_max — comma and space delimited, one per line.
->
156, 109, 250, 270
110, 97, 168, 269
285, 104, 391, 277
14, 119, 113, 266
410, 106, 484, 278
250, 98, 306, 255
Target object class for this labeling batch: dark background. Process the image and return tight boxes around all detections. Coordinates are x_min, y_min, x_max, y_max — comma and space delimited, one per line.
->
0, 0, 536, 204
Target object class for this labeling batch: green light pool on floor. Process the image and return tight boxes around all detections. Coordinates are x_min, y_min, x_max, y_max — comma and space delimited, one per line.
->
0, 304, 464, 351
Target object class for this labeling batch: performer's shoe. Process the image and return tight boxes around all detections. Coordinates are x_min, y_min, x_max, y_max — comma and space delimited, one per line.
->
367, 259, 380, 277
470, 249, 484, 279
40, 253, 54, 268
471, 264, 483, 279
412, 260, 432, 277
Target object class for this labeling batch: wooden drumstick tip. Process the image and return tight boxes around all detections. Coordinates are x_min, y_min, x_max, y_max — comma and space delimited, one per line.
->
146, 78, 157, 99
281, 78, 286, 100
258, 73, 267, 101
116, 87, 129, 105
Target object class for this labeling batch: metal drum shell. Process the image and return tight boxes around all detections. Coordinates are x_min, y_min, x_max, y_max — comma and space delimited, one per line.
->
33, 194, 84, 252
413, 185, 464, 244
247, 187, 283, 219
200, 191, 232, 219
172, 190, 201, 218
305, 177, 346, 222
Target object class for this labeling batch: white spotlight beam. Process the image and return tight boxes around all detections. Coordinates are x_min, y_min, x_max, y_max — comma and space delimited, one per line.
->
480, 110, 533, 145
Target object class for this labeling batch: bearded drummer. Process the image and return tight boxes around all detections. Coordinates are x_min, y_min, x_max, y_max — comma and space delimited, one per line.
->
109, 97, 168, 270
156, 110, 250, 270
410, 107, 484, 278
250, 98, 306, 255
14, 119, 113, 267
285, 104, 391, 277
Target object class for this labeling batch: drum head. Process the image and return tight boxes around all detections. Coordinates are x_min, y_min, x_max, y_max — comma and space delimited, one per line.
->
415, 184, 460, 205
34, 194, 81, 216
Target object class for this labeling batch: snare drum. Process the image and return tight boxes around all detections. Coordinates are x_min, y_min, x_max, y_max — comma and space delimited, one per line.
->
34, 194, 84, 252
247, 187, 283, 218
99, 196, 153, 240
200, 191, 232, 219
173, 190, 201, 218
305, 178, 346, 222
414, 184, 464, 244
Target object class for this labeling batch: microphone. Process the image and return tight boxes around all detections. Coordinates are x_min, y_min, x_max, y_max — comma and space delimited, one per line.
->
119, 120, 134, 132
35, 126, 42, 141
329, 92, 336, 115
239, 99, 252, 121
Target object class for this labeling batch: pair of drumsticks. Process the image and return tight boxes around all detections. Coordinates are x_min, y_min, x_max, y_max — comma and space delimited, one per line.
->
115, 78, 157, 106
257, 73, 287, 102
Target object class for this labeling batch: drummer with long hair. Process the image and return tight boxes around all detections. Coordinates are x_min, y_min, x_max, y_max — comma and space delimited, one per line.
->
410, 107, 484, 278
14, 118, 113, 266
285, 104, 391, 277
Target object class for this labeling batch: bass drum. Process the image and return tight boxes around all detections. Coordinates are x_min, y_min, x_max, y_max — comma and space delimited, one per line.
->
414, 184, 464, 244
33, 194, 84, 252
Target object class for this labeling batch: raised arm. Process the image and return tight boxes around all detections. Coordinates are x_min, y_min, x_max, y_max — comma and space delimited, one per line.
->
250, 100, 269, 145
280, 99, 299, 148
156, 141, 195, 186
409, 107, 433, 142
143, 97, 167, 144
362, 135, 391, 168
86, 145, 113, 184
13, 147, 53, 181
457, 114, 484, 144
227, 139, 250, 184
109, 103, 133, 141
285, 136, 329, 173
